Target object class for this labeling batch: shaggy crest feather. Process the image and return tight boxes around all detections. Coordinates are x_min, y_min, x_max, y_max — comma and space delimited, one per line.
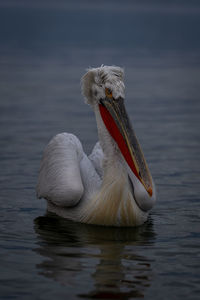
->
81, 65, 125, 104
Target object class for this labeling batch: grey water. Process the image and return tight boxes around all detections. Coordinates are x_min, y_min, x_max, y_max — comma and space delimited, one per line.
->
0, 1, 200, 299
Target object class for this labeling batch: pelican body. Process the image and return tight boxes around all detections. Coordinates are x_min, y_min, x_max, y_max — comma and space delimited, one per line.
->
37, 66, 156, 226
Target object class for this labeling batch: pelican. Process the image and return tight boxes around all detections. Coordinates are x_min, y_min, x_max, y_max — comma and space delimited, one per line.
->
36, 65, 156, 226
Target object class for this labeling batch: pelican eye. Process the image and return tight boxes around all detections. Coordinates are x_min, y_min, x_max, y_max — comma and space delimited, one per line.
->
105, 87, 113, 98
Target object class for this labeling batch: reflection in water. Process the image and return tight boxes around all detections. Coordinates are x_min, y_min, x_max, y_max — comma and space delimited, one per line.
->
34, 213, 155, 299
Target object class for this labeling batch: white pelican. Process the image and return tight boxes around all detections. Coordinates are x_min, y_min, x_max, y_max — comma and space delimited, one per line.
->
37, 66, 156, 226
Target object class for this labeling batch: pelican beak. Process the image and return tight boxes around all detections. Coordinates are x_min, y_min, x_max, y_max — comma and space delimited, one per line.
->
99, 96, 153, 197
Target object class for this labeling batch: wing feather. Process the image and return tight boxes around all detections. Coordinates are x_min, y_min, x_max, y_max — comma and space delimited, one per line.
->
36, 133, 84, 207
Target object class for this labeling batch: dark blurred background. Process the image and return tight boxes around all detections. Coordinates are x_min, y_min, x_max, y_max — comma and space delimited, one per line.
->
1, 0, 200, 56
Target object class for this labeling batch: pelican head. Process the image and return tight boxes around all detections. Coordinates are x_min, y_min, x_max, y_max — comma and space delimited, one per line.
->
82, 66, 155, 215
81, 65, 125, 105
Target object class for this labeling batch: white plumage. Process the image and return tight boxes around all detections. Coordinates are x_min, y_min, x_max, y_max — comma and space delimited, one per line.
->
37, 66, 156, 226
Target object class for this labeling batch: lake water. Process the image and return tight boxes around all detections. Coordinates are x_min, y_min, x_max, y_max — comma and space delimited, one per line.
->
0, 1, 200, 299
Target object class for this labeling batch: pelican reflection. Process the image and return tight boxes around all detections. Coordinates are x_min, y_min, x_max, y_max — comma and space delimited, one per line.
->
34, 213, 155, 298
